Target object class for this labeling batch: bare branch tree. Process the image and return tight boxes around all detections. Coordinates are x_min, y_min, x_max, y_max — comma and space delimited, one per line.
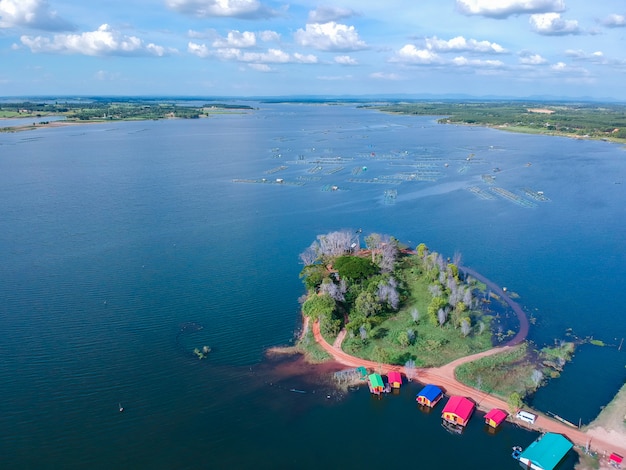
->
377, 278, 400, 310
411, 307, 420, 323
319, 279, 346, 302
359, 325, 368, 341
437, 308, 447, 327
299, 241, 320, 265
428, 284, 443, 298
461, 318, 471, 337
379, 240, 399, 273
317, 230, 354, 257
404, 359, 416, 381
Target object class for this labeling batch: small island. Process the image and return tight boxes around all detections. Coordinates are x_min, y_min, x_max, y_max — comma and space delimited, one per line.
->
298, 230, 566, 400
294, 230, 626, 466
0, 98, 255, 133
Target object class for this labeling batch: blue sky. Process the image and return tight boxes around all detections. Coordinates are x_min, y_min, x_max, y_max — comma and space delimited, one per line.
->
1, 0, 625, 98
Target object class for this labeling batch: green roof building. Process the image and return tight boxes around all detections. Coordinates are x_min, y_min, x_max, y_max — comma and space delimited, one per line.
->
519, 433, 573, 470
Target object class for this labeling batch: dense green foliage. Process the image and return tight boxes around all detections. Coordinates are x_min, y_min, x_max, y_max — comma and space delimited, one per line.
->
334, 255, 377, 281
373, 101, 626, 142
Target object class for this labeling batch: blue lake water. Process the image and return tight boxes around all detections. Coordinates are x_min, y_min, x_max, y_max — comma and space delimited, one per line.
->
1, 103, 624, 469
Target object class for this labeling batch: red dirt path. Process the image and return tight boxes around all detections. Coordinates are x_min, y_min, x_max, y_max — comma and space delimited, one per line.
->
306, 264, 626, 458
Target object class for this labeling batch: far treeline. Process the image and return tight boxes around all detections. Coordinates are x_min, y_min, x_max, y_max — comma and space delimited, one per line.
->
370, 101, 626, 142
0, 99, 253, 121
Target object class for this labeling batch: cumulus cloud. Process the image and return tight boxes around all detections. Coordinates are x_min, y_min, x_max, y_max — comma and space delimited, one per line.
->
370, 72, 402, 80
564, 49, 614, 66
334, 55, 358, 65
293, 52, 318, 63
391, 44, 440, 64
602, 13, 626, 28
294, 22, 367, 52
456, 0, 564, 19
518, 50, 547, 64
307, 6, 355, 23
212, 30, 256, 48
258, 30, 280, 42
248, 63, 272, 72
165, 0, 276, 19
424, 36, 506, 54
451, 56, 505, 68
20, 24, 174, 56
188, 41, 211, 58
530, 13, 581, 35
0, 0, 75, 31
188, 41, 318, 65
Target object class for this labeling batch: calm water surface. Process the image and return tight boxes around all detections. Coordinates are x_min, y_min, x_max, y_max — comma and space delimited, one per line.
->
1, 103, 624, 469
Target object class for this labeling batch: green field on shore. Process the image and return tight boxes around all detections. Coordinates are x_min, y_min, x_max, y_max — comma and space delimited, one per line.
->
372, 101, 626, 143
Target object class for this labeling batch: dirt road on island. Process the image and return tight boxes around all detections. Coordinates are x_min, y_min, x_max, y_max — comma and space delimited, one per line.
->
311, 321, 626, 457
306, 262, 626, 458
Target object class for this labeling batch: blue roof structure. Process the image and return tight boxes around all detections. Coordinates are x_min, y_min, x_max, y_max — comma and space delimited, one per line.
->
417, 384, 443, 402
519, 433, 573, 470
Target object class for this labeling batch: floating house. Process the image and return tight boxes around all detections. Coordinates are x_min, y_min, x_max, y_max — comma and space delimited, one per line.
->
368, 373, 385, 394
416, 384, 444, 408
441, 396, 475, 427
609, 453, 623, 469
518, 433, 573, 470
387, 371, 402, 389
484, 408, 508, 429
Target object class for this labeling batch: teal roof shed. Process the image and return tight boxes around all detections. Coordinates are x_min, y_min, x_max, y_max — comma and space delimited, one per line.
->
519, 433, 573, 470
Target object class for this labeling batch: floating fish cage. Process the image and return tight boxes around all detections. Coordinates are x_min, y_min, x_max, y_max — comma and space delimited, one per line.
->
265, 165, 288, 174
467, 186, 495, 200
490, 187, 536, 207
522, 188, 550, 201
383, 189, 397, 204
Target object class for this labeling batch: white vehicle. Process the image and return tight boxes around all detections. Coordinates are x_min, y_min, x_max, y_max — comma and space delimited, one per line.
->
516, 410, 537, 425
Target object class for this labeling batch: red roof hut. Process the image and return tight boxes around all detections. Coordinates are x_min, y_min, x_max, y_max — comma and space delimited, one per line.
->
484, 408, 507, 428
609, 453, 623, 468
387, 371, 402, 389
441, 396, 475, 427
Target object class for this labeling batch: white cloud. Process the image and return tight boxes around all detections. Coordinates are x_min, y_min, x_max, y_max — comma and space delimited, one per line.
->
424, 36, 506, 54
602, 13, 626, 28
334, 55, 358, 65
165, 0, 275, 19
530, 13, 581, 35
518, 50, 547, 65
188, 41, 211, 57
248, 63, 272, 72
456, 0, 564, 19
94, 70, 121, 81
452, 56, 505, 68
370, 72, 402, 80
317, 74, 353, 81
258, 30, 280, 42
0, 0, 74, 31
189, 42, 318, 65
293, 52, 318, 63
20, 24, 174, 56
294, 22, 367, 52
307, 6, 355, 23
391, 44, 440, 64
212, 30, 256, 48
